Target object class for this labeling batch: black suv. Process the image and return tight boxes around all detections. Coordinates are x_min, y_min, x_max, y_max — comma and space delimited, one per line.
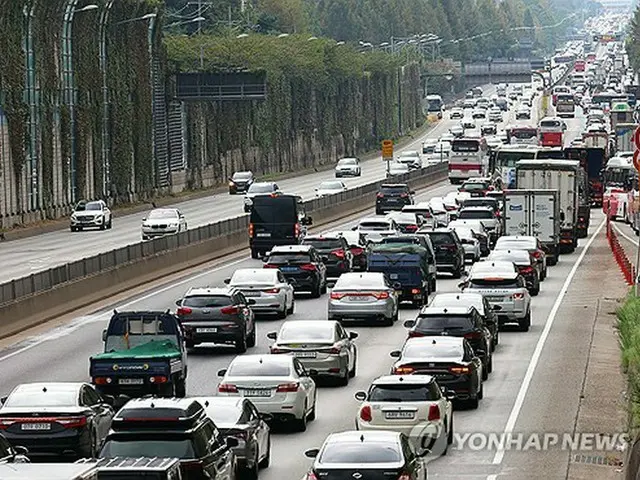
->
99, 398, 238, 480
301, 235, 353, 278
375, 184, 414, 214
404, 306, 493, 379
175, 287, 257, 353
263, 245, 327, 297
422, 229, 466, 278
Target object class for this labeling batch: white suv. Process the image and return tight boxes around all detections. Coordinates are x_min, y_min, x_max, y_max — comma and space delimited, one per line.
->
354, 375, 454, 455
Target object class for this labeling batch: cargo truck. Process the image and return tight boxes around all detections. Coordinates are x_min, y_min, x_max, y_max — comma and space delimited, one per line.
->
502, 189, 561, 265
515, 159, 580, 253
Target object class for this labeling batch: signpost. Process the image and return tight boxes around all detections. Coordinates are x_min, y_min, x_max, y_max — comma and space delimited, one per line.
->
634, 127, 640, 295
382, 140, 393, 176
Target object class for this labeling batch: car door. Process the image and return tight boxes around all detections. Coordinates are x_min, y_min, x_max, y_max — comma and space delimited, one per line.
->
246, 401, 269, 460
82, 385, 113, 442
464, 342, 482, 389
473, 311, 491, 354
235, 293, 253, 335
293, 359, 314, 408
334, 323, 351, 370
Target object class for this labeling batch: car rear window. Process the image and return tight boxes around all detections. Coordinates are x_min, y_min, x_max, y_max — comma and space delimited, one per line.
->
182, 295, 231, 308
459, 210, 493, 219
250, 197, 296, 224
461, 183, 487, 190
380, 186, 408, 195
368, 384, 439, 402
334, 275, 385, 290
402, 343, 463, 358
470, 279, 519, 288
415, 315, 474, 330
495, 241, 534, 250
463, 200, 496, 209
267, 253, 311, 264
425, 232, 454, 245
303, 239, 342, 251
359, 222, 392, 230
320, 443, 401, 463
100, 438, 196, 459
227, 362, 291, 376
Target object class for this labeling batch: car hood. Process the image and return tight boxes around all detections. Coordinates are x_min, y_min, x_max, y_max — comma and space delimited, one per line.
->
317, 189, 343, 196
143, 218, 178, 225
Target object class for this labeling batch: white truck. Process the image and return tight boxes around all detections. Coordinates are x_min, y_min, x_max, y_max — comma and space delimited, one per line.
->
502, 189, 561, 265
515, 159, 580, 253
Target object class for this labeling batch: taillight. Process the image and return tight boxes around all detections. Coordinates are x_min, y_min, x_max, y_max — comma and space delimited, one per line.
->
531, 250, 543, 258
360, 406, 372, 422
248, 223, 254, 237
578, 216, 585, 222
393, 366, 415, 374
519, 266, 534, 274
513, 293, 524, 299
398, 473, 411, 480
330, 292, 346, 300
449, 365, 471, 374
464, 331, 482, 339
300, 264, 317, 271
351, 247, 364, 256
320, 345, 341, 354
377, 193, 384, 198
56, 416, 88, 428
331, 249, 345, 259
270, 347, 284, 353
276, 382, 299, 392
149, 376, 168, 384
400, 193, 409, 198
373, 291, 390, 299
221, 306, 239, 315
93, 377, 112, 385
176, 307, 192, 315
405, 225, 418, 232
264, 264, 279, 269
306, 473, 319, 480
218, 383, 238, 393
295, 223, 301, 238
263, 288, 280, 294
408, 331, 424, 338
428, 404, 441, 421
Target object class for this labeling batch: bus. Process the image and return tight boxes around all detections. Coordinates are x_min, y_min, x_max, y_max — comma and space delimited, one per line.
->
425, 95, 444, 119
555, 93, 575, 118
604, 156, 634, 188
552, 86, 571, 106
489, 145, 539, 189
591, 91, 629, 111
574, 60, 586, 72
538, 117, 565, 147
448, 136, 488, 184
507, 126, 539, 145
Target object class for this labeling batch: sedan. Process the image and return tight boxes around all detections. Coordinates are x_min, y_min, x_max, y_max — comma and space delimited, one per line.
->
217, 355, 317, 432
267, 320, 358, 385
388, 162, 410, 176
141, 208, 186, 241
225, 268, 295, 318
316, 180, 347, 197
304, 431, 427, 480
228, 171, 254, 194
494, 235, 548, 277
515, 107, 531, 119
244, 182, 281, 212
196, 396, 271, 477
390, 336, 483, 408
450, 124, 465, 137
396, 151, 422, 169
487, 249, 540, 295
335, 157, 361, 177
70, 200, 112, 232
0, 382, 115, 459
449, 108, 464, 119
328, 272, 399, 325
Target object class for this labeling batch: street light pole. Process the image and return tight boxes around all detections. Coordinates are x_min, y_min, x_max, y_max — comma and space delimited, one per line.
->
99, 0, 115, 199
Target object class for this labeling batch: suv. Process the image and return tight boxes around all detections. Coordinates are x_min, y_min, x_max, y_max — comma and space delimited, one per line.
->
422, 229, 466, 278
458, 179, 492, 197
99, 398, 238, 480
176, 287, 257, 353
375, 184, 414, 214
404, 306, 493, 379
301, 235, 353, 278
263, 245, 327, 297
458, 206, 501, 243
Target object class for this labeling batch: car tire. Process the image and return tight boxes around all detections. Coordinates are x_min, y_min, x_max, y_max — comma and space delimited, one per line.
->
349, 351, 357, 378
259, 434, 271, 468
100, 223, 106, 231
338, 367, 349, 386
519, 311, 531, 332
431, 278, 437, 292
235, 334, 248, 354
478, 382, 484, 400
492, 331, 498, 350
108, 218, 113, 229
531, 284, 540, 296
287, 297, 295, 315
448, 415, 454, 445
384, 314, 394, 327
469, 395, 479, 410
308, 397, 317, 421
321, 280, 327, 295
311, 282, 322, 299
247, 326, 256, 348
482, 362, 489, 381
276, 305, 287, 320
70, 226, 77, 232
487, 354, 493, 374
296, 404, 308, 432
175, 377, 187, 398
245, 454, 259, 480
375, 208, 382, 215
251, 249, 259, 259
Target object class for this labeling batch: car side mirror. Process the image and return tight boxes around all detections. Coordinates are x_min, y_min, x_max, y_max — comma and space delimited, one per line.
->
218, 369, 227, 377
403, 320, 415, 328
305, 448, 320, 458
351, 226, 358, 231
226, 437, 239, 448
266, 332, 277, 340
175, 299, 182, 307
102, 394, 115, 407
13, 446, 28, 456
354, 391, 367, 401
102, 329, 107, 342
259, 412, 273, 422
224, 278, 231, 284
445, 391, 456, 401
393, 282, 402, 290
476, 349, 486, 356
0, 396, 6, 405
349, 332, 358, 340
390, 350, 402, 358
492, 305, 502, 311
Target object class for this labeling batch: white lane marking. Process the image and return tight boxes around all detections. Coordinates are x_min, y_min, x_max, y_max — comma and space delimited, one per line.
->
491, 218, 605, 465
613, 222, 639, 247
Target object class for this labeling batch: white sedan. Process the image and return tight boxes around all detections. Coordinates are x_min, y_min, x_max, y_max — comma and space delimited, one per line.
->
354, 374, 453, 456
387, 162, 410, 176
316, 180, 347, 197
217, 355, 317, 432
225, 268, 295, 318
141, 208, 187, 241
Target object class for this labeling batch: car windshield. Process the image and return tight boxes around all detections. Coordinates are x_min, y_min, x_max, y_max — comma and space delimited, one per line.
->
319, 182, 343, 190
368, 384, 438, 402
5, 386, 77, 407
461, 183, 486, 191
267, 253, 311, 264
303, 239, 342, 251
415, 315, 474, 330
278, 323, 334, 342
233, 172, 252, 180
248, 184, 274, 193
359, 222, 392, 231
496, 240, 535, 250
227, 361, 291, 376
85, 202, 102, 211
319, 443, 401, 463
231, 271, 274, 284
402, 342, 463, 358
205, 405, 242, 425
338, 159, 357, 166
459, 210, 493, 219
101, 439, 195, 459
334, 274, 385, 290
148, 209, 178, 219
426, 232, 454, 245
182, 295, 230, 308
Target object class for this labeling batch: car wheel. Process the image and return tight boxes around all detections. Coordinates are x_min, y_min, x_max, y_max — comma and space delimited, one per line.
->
235, 334, 248, 353
251, 249, 259, 259
448, 415, 454, 445
259, 434, 271, 468
477, 382, 484, 400
308, 397, 317, 421
531, 284, 540, 296
519, 311, 531, 332
99, 222, 106, 231
338, 366, 349, 386
431, 278, 436, 292
247, 325, 256, 348
375, 208, 382, 215
469, 395, 479, 409
311, 282, 322, 298
452, 266, 462, 279
321, 280, 327, 295
296, 403, 308, 432
482, 362, 489, 381
287, 297, 295, 315
276, 305, 287, 320
70, 226, 76, 232
349, 350, 357, 378
108, 218, 113, 229
487, 355, 493, 374
175, 377, 187, 398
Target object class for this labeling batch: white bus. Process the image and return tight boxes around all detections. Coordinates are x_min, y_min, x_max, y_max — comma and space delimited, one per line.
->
425, 95, 444, 119
448, 136, 488, 184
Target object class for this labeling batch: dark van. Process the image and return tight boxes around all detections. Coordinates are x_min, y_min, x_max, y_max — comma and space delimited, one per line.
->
248, 195, 313, 259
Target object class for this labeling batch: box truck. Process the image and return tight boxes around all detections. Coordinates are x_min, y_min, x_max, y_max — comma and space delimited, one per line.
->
503, 189, 561, 265
515, 159, 580, 253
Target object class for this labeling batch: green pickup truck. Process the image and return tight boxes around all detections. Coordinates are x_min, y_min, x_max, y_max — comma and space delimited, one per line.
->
90, 311, 188, 398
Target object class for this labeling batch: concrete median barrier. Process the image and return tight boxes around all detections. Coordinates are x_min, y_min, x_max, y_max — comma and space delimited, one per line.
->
0, 163, 447, 337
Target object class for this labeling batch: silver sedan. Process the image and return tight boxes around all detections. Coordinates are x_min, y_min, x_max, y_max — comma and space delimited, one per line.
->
225, 268, 294, 318
328, 272, 399, 325
266, 320, 358, 385
141, 208, 187, 241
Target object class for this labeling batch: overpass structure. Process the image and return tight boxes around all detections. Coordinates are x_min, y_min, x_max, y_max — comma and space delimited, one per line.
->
463, 59, 533, 86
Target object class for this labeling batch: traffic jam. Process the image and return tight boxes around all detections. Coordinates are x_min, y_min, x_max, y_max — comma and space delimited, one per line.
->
0, 12, 635, 480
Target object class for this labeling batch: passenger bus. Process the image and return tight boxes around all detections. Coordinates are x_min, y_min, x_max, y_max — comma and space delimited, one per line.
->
591, 91, 629, 111
555, 93, 576, 118
538, 117, 565, 147
603, 157, 634, 220
448, 136, 488, 184
552, 86, 571, 106
489, 145, 539, 189
506, 126, 539, 146
425, 95, 444, 119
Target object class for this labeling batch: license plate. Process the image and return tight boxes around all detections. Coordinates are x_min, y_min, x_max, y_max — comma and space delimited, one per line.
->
21, 423, 51, 431
486, 297, 504, 302
281, 267, 298, 272
242, 291, 260, 297
256, 233, 271, 237
197, 327, 218, 333
385, 411, 415, 420
389, 273, 399, 279
119, 378, 144, 385
244, 389, 271, 397
349, 296, 370, 301
294, 351, 317, 358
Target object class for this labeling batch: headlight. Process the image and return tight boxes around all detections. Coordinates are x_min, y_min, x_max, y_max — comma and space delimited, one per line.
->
244, 197, 252, 204
229, 182, 234, 187
71, 214, 77, 220
169, 223, 178, 228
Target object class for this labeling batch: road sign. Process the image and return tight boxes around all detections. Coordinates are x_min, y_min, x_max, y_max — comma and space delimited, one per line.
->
634, 126, 640, 148
382, 140, 393, 161
634, 149, 640, 172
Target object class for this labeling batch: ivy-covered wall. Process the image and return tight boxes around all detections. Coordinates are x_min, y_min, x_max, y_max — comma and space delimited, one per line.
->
0, 0, 160, 230
165, 35, 423, 190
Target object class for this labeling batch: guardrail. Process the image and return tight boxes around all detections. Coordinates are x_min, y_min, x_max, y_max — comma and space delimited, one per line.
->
0, 163, 448, 312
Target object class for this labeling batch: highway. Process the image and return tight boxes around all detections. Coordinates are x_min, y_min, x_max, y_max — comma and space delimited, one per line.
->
0, 100, 600, 480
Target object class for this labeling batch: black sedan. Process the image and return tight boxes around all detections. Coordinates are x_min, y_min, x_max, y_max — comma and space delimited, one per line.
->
0, 382, 115, 459
228, 171, 254, 194
304, 430, 427, 479
196, 397, 271, 479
